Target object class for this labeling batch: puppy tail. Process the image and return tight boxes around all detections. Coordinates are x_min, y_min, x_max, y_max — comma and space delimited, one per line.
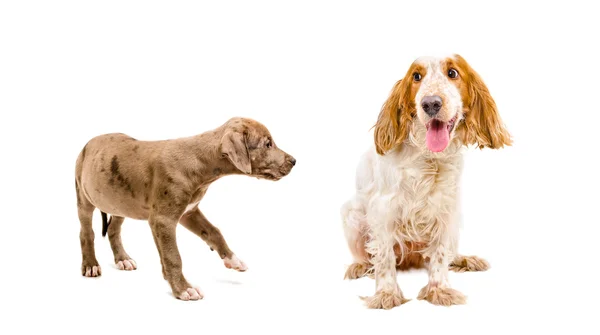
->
101, 211, 112, 238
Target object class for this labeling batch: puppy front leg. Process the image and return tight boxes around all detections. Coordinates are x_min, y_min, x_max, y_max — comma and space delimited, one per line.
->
418, 239, 466, 306
362, 234, 409, 309
179, 208, 247, 272
149, 214, 203, 301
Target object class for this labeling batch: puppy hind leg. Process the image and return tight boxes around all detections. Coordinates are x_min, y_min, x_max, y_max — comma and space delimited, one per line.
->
106, 216, 137, 271
76, 181, 101, 277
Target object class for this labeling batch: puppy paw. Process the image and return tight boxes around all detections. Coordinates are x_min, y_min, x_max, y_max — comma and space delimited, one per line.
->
82, 264, 102, 277
223, 255, 247, 272
177, 287, 204, 301
417, 285, 466, 306
344, 263, 372, 280
450, 255, 490, 273
361, 290, 410, 310
116, 259, 137, 271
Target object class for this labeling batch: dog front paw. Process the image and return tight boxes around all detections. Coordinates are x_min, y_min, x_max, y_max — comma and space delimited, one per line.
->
361, 290, 410, 310
449, 255, 490, 273
223, 254, 247, 272
82, 261, 102, 277
177, 287, 204, 301
417, 284, 466, 306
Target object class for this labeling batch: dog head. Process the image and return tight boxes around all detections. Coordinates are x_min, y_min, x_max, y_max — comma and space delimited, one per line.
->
374, 54, 512, 154
220, 117, 296, 180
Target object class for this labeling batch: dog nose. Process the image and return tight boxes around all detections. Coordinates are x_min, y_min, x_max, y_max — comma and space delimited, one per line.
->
289, 157, 296, 166
421, 95, 443, 117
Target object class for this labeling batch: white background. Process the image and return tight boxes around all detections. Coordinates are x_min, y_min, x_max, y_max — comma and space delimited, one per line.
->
1, 1, 599, 334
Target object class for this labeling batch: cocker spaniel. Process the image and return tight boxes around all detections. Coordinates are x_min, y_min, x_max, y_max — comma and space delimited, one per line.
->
341, 54, 511, 309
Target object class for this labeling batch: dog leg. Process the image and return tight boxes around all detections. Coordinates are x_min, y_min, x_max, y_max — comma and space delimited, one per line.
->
77, 185, 101, 277
449, 255, 490, 273
106, 216, 137, 271
418, 241, 466, 306
341, 200, 372, 280
149, 214, 203, 301
151, 233, 167, 279
179, 208, 247, 272
361, 233, 410, 309
360, 200, 410, 309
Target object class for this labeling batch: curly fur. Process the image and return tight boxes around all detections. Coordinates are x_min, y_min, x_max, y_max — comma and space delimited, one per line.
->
341, 54, 511, 309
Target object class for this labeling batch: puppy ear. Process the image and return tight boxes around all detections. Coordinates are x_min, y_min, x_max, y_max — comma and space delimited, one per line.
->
460, 59, 512, 149
374, 79, 412, 155
221, 130, 252, 174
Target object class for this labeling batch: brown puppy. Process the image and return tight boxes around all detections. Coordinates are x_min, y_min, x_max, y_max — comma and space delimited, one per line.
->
74, 117, 296, 300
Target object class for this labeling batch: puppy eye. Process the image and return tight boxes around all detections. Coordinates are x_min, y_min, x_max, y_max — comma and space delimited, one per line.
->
448, 68, 459, 79
265, 140, 272, 148
413, 73, 422, 82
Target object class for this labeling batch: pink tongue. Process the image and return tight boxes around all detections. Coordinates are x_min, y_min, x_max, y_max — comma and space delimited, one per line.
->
426, 120, 449, 152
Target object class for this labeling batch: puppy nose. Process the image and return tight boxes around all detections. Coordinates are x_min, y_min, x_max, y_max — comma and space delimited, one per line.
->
421, 95, 443, 117
289, 157, 296, 166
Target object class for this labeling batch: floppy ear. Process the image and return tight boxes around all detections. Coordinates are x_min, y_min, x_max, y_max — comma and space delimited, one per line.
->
374, 79, 413, 155
221, 130, 252, 174
460, 61, 512, 149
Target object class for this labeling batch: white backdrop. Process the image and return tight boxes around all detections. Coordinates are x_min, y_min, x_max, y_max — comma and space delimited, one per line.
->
1, 1, 598, 334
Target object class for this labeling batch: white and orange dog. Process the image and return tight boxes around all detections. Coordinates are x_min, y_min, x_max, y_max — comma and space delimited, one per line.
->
341, 54, 511, 309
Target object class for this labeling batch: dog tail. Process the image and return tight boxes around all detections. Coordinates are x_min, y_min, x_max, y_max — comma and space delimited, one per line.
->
101, 211, 112, 237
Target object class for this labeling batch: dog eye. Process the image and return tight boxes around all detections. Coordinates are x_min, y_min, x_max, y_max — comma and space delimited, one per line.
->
413, 73, 422, 82
448, 68, 459, 79
265, 140, 272, 148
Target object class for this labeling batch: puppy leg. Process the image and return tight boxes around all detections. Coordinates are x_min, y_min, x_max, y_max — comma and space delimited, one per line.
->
106, 216, 137, 271
149, 214, 203, 301
341, 200, 372, 280
77, 195, 101, 277
449, 255, 490, 273
179, 208, 247, 272
151, 233, 167, 279
418, 241, 466, 306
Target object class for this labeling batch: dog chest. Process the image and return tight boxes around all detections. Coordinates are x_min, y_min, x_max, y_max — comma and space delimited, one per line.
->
392, 160, 459, 241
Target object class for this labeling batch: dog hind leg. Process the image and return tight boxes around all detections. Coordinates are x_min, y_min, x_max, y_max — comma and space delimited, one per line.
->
341, 200, 372, 280
449, 254, 490, 273
106, 216, 137, 271
76, 178, 101, 277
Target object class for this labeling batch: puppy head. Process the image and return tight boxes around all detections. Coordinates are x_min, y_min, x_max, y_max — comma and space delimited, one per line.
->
220, 117, 296, 180
374, 54, 511, 154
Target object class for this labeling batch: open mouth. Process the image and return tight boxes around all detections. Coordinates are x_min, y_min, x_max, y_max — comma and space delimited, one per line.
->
425, 115, 457, 152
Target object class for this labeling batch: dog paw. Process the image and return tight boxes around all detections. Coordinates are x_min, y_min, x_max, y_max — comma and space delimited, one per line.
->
361, 290, 410, 310
116, 259, 137, 271
177, 287, 204, 301
417, 285, 466, 306
449, 255, 490, 273
223, 255, 247, 272
344, 263, 372, 280
82, 265, 102, 277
